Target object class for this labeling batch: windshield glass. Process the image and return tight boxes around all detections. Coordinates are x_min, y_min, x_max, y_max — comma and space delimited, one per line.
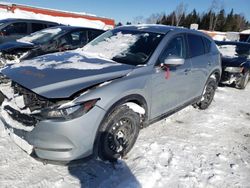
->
17, 27, 64, 44
83, 29, 164, 65
217, 43, 250, 58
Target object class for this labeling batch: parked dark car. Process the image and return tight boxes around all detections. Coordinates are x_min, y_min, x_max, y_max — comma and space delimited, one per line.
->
0, 26, 105, 65
0, 18, 59, 44
216, 40, 250, 89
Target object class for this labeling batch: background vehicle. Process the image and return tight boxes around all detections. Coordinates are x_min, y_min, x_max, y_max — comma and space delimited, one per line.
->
0, 25, 221, 162
0, 18, 59, 44
0, 26, 105, 65
216, 41, 250, 89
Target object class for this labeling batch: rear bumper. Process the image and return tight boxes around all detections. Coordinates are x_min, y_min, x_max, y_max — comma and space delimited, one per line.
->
0, 105, 106, 161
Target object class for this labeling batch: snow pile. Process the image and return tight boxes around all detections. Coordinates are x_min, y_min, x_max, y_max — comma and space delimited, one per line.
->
0, 7, 107, 30
8, 31, 140, 70
213, 34, 227, 41
17, 28, 62, 44
240, 29, 250, 34
9, 50, 120, 70
217, 45, 237, 57
84, 32, 139, 59
125, 102, 145, 114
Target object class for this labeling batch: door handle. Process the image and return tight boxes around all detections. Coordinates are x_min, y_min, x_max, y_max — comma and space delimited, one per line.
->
208, 61, 212, 66
184, 68, 191, 75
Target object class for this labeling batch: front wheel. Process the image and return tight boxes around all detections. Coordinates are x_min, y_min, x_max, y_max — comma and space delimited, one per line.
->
193, 77, 217, 110
236, 71, 249, 89
98, 105, 140, 161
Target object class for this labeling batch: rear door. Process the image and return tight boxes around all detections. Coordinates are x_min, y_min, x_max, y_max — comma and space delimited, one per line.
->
150, 34, 193, 118
186, 34, 209, 97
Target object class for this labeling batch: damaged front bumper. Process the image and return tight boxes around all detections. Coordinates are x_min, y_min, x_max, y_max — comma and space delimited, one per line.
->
220, 71, 243, 85
0, 78, 106, 161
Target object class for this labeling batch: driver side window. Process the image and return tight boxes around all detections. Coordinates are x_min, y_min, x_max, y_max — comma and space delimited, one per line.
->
162, 35, 186, 59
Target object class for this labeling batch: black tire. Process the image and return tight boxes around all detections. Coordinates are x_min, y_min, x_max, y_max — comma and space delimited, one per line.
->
193, 77, 217, 110
236, 71, 249, 89
98, 105, 140, 161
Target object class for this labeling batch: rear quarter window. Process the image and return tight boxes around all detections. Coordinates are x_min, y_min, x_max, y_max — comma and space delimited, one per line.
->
187, 34, 205, 57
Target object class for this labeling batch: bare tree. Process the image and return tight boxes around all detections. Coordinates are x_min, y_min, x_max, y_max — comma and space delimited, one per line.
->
133, 16, 145, 24
174, 2, 187, 26
209, 0, 223, 30
145, 13, 164, 24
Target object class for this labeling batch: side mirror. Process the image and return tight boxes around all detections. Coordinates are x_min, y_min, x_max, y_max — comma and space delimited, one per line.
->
162, 56, 185, 66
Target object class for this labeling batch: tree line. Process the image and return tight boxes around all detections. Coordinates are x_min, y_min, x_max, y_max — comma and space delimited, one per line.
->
116, 1, 249, 32
158, 8, 249, 32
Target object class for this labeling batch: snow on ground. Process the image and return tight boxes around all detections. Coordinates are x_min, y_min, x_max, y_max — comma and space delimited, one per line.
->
0, 84, 250, 188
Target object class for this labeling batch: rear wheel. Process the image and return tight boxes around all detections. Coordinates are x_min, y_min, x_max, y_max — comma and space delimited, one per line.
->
236, 71, 249, 89
193, 77, 217, 110
98, 105, 140, 161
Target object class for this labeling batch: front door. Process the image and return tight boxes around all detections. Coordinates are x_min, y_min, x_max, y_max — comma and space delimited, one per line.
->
150, 34, 193, 119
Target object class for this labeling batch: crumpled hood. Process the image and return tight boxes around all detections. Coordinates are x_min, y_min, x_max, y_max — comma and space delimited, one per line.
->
222, 56, 248, 67
0, 41, 34, 52
1, 51, 134, 99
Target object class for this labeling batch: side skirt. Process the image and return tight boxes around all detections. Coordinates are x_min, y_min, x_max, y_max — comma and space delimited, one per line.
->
144, 96, 201, 127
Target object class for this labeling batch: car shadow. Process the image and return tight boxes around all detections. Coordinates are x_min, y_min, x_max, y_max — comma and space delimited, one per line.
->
67, 158, 141, 188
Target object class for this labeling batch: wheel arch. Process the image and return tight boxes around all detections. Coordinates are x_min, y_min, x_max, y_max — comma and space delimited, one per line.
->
209, 69, 221, 83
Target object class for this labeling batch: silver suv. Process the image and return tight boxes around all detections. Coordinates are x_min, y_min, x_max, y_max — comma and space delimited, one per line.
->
0, 25, 221, 161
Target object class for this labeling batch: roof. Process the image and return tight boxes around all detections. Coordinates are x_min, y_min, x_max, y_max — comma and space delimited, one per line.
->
0, 18, 59, 24
50, 25, 104, 32
116, 24, 208, 37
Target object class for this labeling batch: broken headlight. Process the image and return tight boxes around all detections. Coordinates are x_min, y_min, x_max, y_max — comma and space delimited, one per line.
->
33, 99, 99, 120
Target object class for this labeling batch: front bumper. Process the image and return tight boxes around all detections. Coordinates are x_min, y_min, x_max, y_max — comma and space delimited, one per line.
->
220, 71, 243, 85
0, 104, 106, 161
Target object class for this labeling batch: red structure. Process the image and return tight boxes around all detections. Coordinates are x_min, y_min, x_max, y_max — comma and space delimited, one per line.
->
0, 3, 115, 28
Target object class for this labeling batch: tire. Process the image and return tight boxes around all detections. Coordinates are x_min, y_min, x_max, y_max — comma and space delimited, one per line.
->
98, 105, 140, 161
193, 77, 217, 110
236, 71, 249, 89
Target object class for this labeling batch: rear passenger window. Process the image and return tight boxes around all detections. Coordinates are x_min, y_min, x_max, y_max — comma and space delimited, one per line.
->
4, 22, 28, 35
161, 35, 186, 59
203, 37, 211, 53
32, 23, 46, 33
187, 34, 205, 57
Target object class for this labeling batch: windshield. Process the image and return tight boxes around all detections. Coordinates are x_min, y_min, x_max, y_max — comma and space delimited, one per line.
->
17, 27, 64, 44
83, 29, 164, 66
217, 43, 250, 58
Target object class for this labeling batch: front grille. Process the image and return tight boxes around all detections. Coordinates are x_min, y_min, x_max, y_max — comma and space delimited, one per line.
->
12, 82, 54, 112
4, 105, 37, 126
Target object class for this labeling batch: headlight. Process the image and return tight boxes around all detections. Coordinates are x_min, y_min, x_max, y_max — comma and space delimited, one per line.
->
224, 67, 243, 73
33, 99, 99, 120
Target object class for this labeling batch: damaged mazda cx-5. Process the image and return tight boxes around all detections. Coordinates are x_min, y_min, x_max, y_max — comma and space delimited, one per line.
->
0, 25, 221, 161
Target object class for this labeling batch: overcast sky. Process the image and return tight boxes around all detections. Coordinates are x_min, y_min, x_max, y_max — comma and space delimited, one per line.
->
2, 0, 250, 24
